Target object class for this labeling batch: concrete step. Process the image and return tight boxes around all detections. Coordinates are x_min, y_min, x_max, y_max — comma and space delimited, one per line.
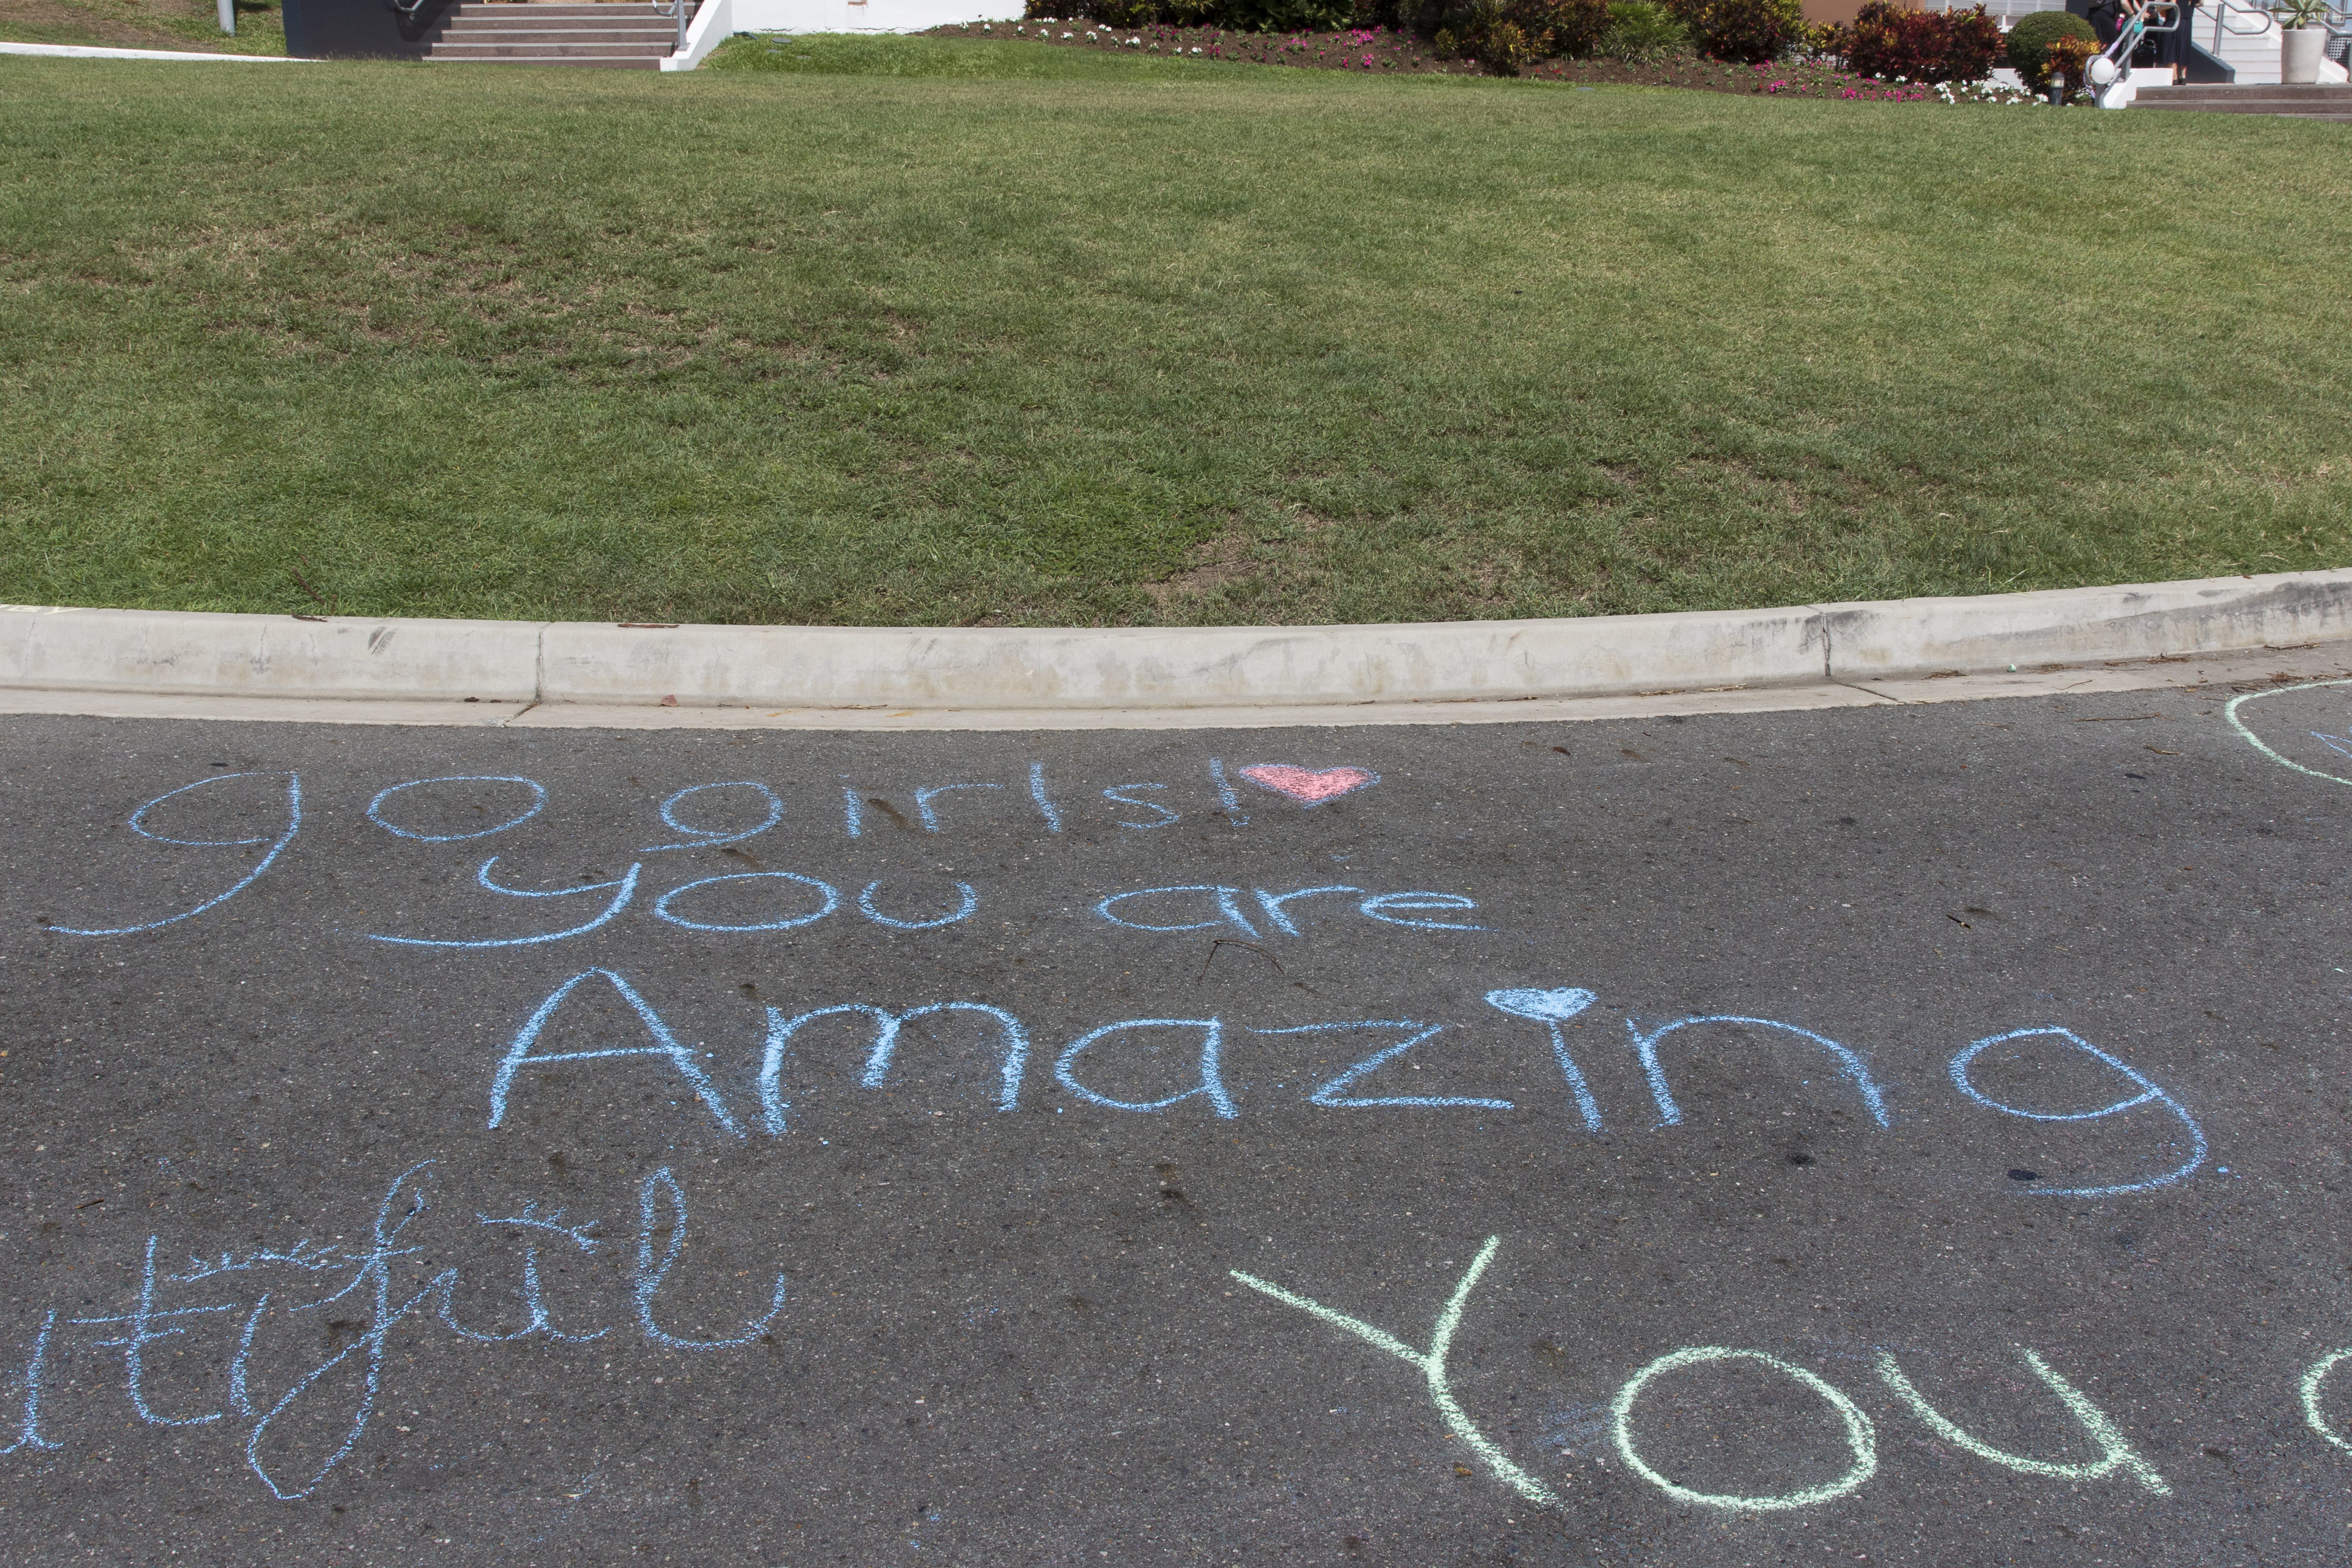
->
434, 25, 678, 40
2133, 84, 2352, 117
437, 12, 672, 20
422, 53, 663, 66
2135, 101, 2352, 115
413, 0, 692, 69
431, 3, 677, 24
429, 40, 672, 54
2135, 84, 2352, 102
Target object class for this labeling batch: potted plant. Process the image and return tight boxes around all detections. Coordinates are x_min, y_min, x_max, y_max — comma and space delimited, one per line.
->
2274, 0, 2329, 83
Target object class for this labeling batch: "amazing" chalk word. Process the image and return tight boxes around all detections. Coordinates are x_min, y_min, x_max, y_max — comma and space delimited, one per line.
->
481, 970, 2209, 1198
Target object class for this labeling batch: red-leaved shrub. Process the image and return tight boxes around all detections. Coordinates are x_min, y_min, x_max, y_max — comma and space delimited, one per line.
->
1666, 0, 1804, 64
1838, 0, 2002, 83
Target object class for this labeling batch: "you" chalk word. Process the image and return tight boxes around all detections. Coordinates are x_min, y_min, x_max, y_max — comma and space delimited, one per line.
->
1237, 1236, 2174, 1512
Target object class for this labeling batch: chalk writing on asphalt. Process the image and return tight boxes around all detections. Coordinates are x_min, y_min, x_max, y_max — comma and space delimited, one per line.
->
3, 1161, 784, 1500
14, 748, 2304, 1529
479, 967, 2211, 1198
51, 765, 1409, 941
2227, 677, 2352, 788
14, 1191, 2317, 1514
1240, 1237, 2175, 1510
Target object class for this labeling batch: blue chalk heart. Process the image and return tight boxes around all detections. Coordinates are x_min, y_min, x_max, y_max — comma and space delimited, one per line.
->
1485, 987, 1596, 1023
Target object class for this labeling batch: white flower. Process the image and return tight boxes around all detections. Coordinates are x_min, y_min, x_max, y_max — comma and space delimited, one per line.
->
1061, 29, 1072, 36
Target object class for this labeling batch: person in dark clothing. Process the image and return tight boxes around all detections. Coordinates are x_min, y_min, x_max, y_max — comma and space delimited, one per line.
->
2082, 0, 2196, 81
2155, 0, 2200, 76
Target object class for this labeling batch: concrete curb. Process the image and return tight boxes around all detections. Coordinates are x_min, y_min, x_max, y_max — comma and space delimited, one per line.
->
6, 568, 2352, 714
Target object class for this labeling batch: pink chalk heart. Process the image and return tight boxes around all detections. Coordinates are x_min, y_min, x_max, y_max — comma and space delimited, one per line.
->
1236, 764, 1380, 806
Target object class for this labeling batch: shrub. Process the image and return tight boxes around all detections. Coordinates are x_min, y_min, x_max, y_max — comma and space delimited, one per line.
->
1838, 0, 2001, 83
1666, 0, 1804, 63
1027, 0, 1347, 28
1438, 0, 1537, 68
1439, 0, 1607, 69
1232, 0, 1357, 27
2006, 8, 2097, 91
2042, 31, 2101, 95
1044, 0, 1151, 24
1598, 0, 1690, 61
1521, 0, 1612, 54
1790, 18, 1840, 57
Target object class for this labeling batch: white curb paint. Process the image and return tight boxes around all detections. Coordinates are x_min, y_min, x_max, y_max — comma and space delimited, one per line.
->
0, 41, 308, 60
5, 568, 2351, 719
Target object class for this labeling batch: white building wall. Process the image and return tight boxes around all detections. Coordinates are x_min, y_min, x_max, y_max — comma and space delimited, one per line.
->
665, 0, 1008, 67
728, 0, 1008, 31
2199, 2, 2284, 83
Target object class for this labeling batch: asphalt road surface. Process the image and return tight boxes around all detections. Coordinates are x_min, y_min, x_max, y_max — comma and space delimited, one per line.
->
6, 679, 2352, 1567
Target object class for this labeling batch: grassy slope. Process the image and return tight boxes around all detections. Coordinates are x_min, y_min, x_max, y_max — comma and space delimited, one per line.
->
0, 0, 287, 55
0, 41, 2346, 627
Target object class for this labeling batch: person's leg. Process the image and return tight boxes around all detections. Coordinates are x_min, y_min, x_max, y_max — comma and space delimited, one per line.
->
2156, 0, 2190, 80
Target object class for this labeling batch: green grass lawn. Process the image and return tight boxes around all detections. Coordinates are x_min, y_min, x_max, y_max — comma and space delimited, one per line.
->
1, 40, 2346, 628
0, 0, 287, 55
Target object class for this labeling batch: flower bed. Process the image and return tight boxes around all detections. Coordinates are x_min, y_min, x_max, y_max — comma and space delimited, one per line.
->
934, 18, 1478, 72
923, 19, 2040, 102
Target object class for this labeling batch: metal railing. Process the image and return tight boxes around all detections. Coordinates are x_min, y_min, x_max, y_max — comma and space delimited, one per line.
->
2205, 0, 2280, 56
2089, 0, 2178, 89
2083, 0, 2350, 86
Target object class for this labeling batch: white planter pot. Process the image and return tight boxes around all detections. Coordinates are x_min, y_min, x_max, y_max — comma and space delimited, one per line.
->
2282, 25, 2326, 83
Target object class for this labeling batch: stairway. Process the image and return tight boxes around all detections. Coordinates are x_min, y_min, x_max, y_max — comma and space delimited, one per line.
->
2133, 83, 2352, 119
419, 1, 692, 69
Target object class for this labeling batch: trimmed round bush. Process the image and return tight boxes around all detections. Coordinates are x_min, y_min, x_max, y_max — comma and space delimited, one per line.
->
2006, 9, 2097, 90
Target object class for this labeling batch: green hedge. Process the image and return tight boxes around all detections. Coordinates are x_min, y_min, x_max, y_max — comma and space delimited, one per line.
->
2006, 9, 2097, 91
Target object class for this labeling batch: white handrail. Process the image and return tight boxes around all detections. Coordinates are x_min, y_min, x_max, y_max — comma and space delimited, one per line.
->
2091, 0, 2179, 82
2208, 0, 2275, 38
